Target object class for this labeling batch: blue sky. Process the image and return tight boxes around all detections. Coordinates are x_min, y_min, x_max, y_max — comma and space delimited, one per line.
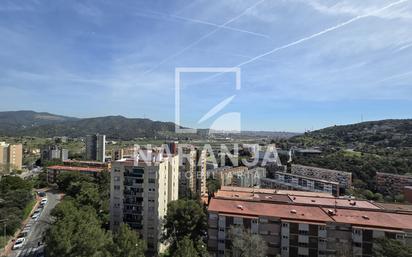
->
1, 0, 412, 132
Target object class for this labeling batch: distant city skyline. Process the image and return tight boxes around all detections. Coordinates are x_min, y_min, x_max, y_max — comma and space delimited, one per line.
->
1, 0, 412, 132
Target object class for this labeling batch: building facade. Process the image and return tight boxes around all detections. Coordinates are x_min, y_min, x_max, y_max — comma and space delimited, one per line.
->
86, 134, 106, 162
41, 145, 69, 162
261, 172, 340, 196
0, 142, 22, 172
110, 154, 179, 253
376, 172, 412, 196
291, 165, 352, 192
179, 147, 207, 197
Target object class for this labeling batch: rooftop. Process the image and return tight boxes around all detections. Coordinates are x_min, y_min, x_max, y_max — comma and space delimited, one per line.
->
290, 195, 380, 209
47, 165, 103, 173
209, 198, 333, 223
208, 196, 412, 231
219, 186, 335, 198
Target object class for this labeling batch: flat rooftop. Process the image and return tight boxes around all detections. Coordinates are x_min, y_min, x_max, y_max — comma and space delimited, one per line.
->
215, 190, 292, 203
290, 195, 380, 209
47, 165, 103, 173
220, 186, 335, 198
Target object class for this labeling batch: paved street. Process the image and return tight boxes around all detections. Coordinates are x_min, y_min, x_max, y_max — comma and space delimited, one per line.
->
9, 191, 60, 257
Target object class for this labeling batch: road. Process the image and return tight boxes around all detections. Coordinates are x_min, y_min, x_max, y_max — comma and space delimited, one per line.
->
9, 191, 60, 257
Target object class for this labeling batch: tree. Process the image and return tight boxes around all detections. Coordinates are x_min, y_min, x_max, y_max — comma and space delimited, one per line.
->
112, 224, 146, 257
162, 199, 207, 253
172, 236, 208, 257
206, 175, 221, 196
228, 226, 267, 257
56, 172, 91, 194
45, 204, 112, 257
76, 182, 101, 210
373, 238, 412, 257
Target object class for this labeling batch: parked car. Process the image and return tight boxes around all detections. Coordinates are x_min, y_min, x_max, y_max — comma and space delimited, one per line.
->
18, 230, 29, 238
32, 212, 40, 220
40, 198, 48, 206
12, 238, 25, 250
37, 191, 46, 197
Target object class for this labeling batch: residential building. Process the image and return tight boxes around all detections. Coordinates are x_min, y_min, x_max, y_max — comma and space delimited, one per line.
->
207, 187, 412, 257
46, 165, 104, 183
0, 142, 22, 171
0, 142, 8, 167
63, 159, 110, 170
376, 172, 412, 196
232, 167, 266, 187
110, 152, 179, 253
179, 147, 207, 197
86, 134, 106, 162
260, 172, 340, 196
41, 145, 69, 162
290, 165, 352, 193
208, 166, 248, 186
112, 148, 124, 161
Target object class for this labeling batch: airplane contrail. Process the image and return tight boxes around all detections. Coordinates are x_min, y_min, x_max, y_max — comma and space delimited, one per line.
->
237, 0, 411, 67
136, 10, 269, 38
141, 0, 266, 76
169, 14, 270, 39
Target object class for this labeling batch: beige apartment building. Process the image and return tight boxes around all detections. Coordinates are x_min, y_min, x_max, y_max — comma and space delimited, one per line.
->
110, 152, 179, 254
0, 142, 22, 172
208, 187, 412, 257
179, 147, 207, 197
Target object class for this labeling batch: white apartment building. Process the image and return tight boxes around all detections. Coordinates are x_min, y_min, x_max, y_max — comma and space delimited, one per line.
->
110, 151, 179, 253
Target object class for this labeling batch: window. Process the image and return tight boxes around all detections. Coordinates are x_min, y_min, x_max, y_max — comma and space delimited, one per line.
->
282, 235, 289, 239
299, 230, 308, 235
114, 185, 120, 190
282, 223, 288, 227
149, 178, 156, 184
282, 247, 288, 251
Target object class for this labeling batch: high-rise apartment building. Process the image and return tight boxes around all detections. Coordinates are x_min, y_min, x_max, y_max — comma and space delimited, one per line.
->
0, 142, 22, 171
41, 145, 69, 162
86, 134, 106, 162
110, 152, 179, 253
179, 147, 207, 197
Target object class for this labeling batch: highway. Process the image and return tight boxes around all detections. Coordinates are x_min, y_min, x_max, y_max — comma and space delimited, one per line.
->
9, 191, 60, 257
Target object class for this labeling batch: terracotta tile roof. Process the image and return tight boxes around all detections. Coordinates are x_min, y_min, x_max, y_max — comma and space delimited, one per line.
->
323, 208, 412, 231
290, 196, 380, 209
208, 198, 333, 223
47, 165, 103, 173
219, 186, 334, 198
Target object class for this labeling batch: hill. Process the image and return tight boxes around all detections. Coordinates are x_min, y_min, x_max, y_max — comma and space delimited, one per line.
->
291, 119, 412, 148
0, 111, 178, 140
0, 111, 77, 134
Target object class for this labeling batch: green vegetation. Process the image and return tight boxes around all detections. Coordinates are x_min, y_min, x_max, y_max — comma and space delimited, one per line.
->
373, 238, 412, 257
0, 111, 178, 140
22, 199, 37, 219
228, 226, 267, 257
162, 199, 207, 256
0, 176, 34, 236
282, 119, 412, 201
45, 172, 145, 257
